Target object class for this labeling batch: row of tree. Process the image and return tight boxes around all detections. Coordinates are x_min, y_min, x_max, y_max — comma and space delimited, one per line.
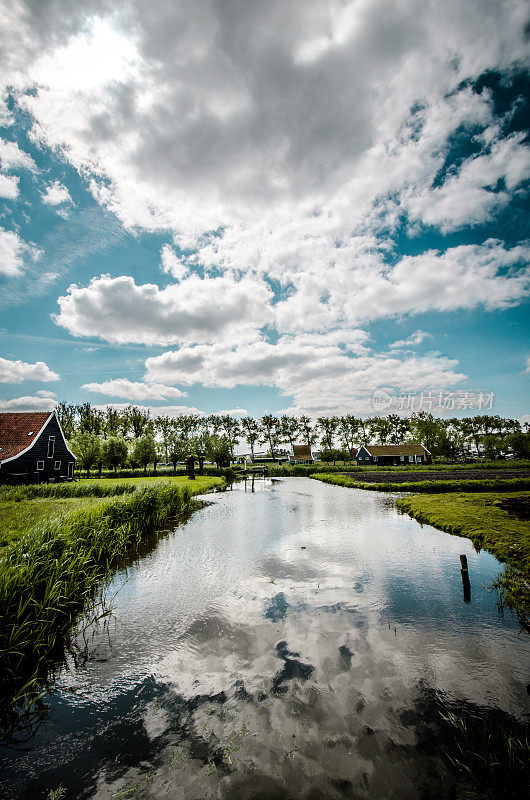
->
59, 403, 529, 476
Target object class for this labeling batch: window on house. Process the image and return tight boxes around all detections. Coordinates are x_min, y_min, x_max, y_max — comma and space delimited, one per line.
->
68, 462, 74, 478
37, 461, 44, 470
54, 460, 61, 470
374, 456, 378, 462
400, 456, 404, 462
47, 436, 55, 458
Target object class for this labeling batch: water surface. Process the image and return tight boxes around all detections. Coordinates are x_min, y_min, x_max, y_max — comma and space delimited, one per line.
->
1, 478, 528, 799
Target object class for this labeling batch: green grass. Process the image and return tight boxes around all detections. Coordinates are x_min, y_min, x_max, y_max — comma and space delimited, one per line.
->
396, 491, 530, 618
0, 476, 222, 735
0, 498, 104, 549
0, 475, 222, 549
310, 473, 530, 493
266, 459, 530, 477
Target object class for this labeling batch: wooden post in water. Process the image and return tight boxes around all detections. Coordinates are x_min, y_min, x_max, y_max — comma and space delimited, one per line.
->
460, 554, 471, 603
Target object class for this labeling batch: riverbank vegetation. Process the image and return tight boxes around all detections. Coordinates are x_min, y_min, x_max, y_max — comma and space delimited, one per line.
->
311, 473, 530, 493
0, 477, 222, 735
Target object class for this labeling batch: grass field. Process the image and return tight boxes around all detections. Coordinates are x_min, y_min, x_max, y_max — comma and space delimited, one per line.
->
0, 475, 222, 549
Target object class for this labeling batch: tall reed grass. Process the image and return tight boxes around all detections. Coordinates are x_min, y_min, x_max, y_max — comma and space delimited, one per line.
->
0, 482, 193, 736
0, 482, 138, 502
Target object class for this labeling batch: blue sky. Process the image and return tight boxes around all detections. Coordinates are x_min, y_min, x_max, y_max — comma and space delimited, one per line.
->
0, 1, 529, 422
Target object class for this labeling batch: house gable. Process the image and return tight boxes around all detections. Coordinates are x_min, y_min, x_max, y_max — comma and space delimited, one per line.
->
0, 411, 76, 482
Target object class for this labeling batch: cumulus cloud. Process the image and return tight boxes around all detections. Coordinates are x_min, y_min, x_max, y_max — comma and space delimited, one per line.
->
41, 180, 73, 206
144, 335, 466, 415
390, 331, 431, 350
1, 1, 529, 411
2, 1, 526, 247
0, 228, 41, 276
82, 378, 187, 400
53, 272, 273, 345
160, 244, 188, 281
0, 138, 36, 171
0, 395, 57, 411
0, 356, 60, 383
0, 172, 18, 198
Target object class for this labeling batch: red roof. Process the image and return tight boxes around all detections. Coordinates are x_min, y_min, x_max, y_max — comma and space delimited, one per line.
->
291, 444, 313, 461
0, 411, 53, 462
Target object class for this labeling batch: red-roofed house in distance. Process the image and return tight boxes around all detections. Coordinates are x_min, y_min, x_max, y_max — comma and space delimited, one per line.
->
0, 411, 76, 484
289, 445, 314, 465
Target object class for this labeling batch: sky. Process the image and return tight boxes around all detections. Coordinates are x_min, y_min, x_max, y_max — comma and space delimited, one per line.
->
0, 0, 529, 422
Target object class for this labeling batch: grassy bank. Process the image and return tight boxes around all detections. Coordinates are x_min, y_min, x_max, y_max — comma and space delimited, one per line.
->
310, 473, 530, 493
265, 460, 530, 478
0, 475, 222, 549
397, 492, 530, 618
0, 477, 222, 734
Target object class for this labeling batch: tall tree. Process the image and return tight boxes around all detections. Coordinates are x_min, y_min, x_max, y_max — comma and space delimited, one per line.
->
259, 415, 283, 460
125, 405, 151, 438
132, 433, 157, 475
280, 415, 300, 451
71, 431, 101, 478
101, 436, 128, 474
317, 416, 339, 451
240, 417, 260, 459
298, 415, 318, 448
219, 414, 241, 457
56, 402, 77, 440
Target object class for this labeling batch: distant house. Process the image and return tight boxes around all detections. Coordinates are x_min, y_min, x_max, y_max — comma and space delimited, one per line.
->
289, 445, 314, 464
356, 443, 431, 466
0, 411, 76, 484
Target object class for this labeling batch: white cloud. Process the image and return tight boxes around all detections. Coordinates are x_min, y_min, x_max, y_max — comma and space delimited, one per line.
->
36, 389, 57, 398
41, 180, 73, 206
82, 378, 187, 401
0, 356, 60, 383
160, 244, 188, 281
0, 172, 18, 198
1, 1, 529, 414
0, 228, 42, 276
144, 335, 466, 415
0, 138, 36, 171
53, 272, 273, 345
213, 408, 248, 417
524, 356, 530, 374
390, 331, 431, 350
3, 1, 526, 251
0, 395, 57, 411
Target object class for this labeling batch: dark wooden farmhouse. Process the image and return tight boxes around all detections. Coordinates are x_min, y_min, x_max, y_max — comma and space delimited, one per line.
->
0, 411, 76, 484
289, 444, 314, 464
356, 443, 431, 466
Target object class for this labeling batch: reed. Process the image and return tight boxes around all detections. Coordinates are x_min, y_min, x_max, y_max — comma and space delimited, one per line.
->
440, 709, 529, 799
0, 482, 138, 502
0, 482, 194, 735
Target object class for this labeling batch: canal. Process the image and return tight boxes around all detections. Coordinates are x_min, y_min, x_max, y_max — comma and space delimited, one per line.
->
1, 478, 528, 799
